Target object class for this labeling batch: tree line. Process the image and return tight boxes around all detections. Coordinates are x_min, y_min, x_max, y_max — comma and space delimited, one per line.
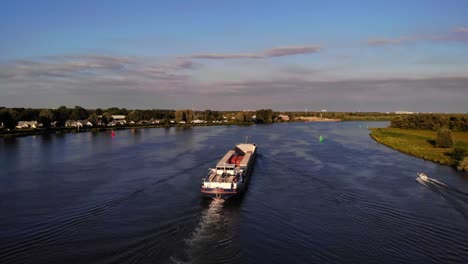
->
0, 106, 176, 130
390, 114, 468, 132
0, 106, 281, 130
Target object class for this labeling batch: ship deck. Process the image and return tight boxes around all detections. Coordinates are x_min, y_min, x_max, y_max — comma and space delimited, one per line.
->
210, 174, 237, 183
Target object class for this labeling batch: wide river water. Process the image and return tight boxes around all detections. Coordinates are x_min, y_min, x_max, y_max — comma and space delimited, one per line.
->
1, 122, 468, 264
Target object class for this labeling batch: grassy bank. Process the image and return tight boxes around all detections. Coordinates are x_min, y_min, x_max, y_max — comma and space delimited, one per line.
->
369, 128, 468, 167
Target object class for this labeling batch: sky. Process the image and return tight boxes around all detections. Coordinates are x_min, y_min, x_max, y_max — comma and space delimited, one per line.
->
1, 0, 467, 112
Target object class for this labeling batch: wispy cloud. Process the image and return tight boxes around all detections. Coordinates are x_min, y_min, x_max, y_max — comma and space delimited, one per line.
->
367, 36, 416, 46
455, 27, 468, 33
197, 76, 468, 111
0, 55, 197, 103
185, 45, 321, 60
1, 43, 467, 111
1, 53, 467, 111
189, 53, 262, 59
1, 55, 195, 80
368, 27, 468, 46
264, 46, 321, 57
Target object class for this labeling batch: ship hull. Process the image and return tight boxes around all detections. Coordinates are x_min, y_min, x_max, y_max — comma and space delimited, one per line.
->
201, 188, 241, 199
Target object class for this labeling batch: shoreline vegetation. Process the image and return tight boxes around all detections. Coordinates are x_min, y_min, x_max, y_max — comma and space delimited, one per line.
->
0, 106, 396, 139
0, 117, 343, 139
369, 113, 468, 172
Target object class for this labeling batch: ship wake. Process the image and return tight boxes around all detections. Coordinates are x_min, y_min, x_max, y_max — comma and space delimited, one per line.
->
417, 176, 468, 219
171, 199, 239, 264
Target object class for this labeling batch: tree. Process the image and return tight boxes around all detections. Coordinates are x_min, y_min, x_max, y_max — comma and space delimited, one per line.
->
436, 128, 454, 148
18, 108, 40, 121
204, 109, 213, 122
88, 113, 99, 126
69, 106, 89, 120
39, 109, 56, 129
235, 112, 246, 122
458, 157, 468, 172
101, 112, 113, 126
126, 110, 142, 123
175, 110, 184, 123
255, 109, 273, 123
105, 107, 128, 115
452, 147, 467, 162
174, 110, 194, 123
185, 110, 194, 123
0, 109, 18, 129
55, 106, 70, 127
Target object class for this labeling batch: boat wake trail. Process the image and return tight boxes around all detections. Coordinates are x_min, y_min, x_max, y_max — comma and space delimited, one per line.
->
171, 199, 239, 264
417, 176, 468, 220
0, 157, 218, 264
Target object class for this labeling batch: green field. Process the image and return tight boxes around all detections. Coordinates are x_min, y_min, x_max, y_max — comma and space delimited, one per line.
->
369, 128, 468, 167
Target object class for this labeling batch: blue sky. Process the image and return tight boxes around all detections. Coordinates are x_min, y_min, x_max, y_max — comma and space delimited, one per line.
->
1, 0, 467, 111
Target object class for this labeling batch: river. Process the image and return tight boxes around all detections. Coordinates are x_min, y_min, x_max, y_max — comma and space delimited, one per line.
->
1, 122, 467, 264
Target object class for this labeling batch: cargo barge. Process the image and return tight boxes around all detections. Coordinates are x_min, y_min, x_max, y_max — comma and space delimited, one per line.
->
201, 143, 257, 199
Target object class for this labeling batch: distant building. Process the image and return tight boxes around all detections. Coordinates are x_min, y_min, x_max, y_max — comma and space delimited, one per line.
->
191, 119, 207, 124
16, 121, 40, 129
148, 119, 161, 124
278, 114, 290, 121
80, 120, 93, 127
395, 111, 414, 115
111, 115, 126, 125
65, 120, 93, 127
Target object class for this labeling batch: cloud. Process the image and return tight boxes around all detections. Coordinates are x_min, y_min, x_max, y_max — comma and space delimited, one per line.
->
367, 36, 417, 46
189, 53, 262, 59
0, 55, 195, 80
185, 45, 321, 60
438, 27, 468, 43
368, 27, 468, 46
264, 46, 321, 57
0, 55, 197, 105
1, 55, 467, 111
202, 76, 468, 102
455, 27, 468, 33
0, 46, 466, 111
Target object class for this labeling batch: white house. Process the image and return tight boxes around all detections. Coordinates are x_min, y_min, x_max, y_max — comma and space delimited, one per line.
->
16, 121, 40, 129
191, 119, 207, 124
278, 114, 290, 121
111, 115, 126, 125
65, 120, 93, 127
79, 120, 93, 127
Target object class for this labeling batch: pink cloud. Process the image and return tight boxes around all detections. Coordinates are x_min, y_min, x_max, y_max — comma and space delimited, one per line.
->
455, 27, 468, 33
186, 45, 321, 60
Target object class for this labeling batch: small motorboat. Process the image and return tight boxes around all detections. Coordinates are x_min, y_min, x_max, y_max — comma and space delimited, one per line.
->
417, 172, 428, 181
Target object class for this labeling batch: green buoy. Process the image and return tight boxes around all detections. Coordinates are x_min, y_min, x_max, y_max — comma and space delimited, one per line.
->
319, 135, 324, 142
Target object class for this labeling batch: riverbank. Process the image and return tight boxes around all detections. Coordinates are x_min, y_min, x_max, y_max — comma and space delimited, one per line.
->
369, 128, 468, 169
0, 122, 255, 139
296, 116, 342, 122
